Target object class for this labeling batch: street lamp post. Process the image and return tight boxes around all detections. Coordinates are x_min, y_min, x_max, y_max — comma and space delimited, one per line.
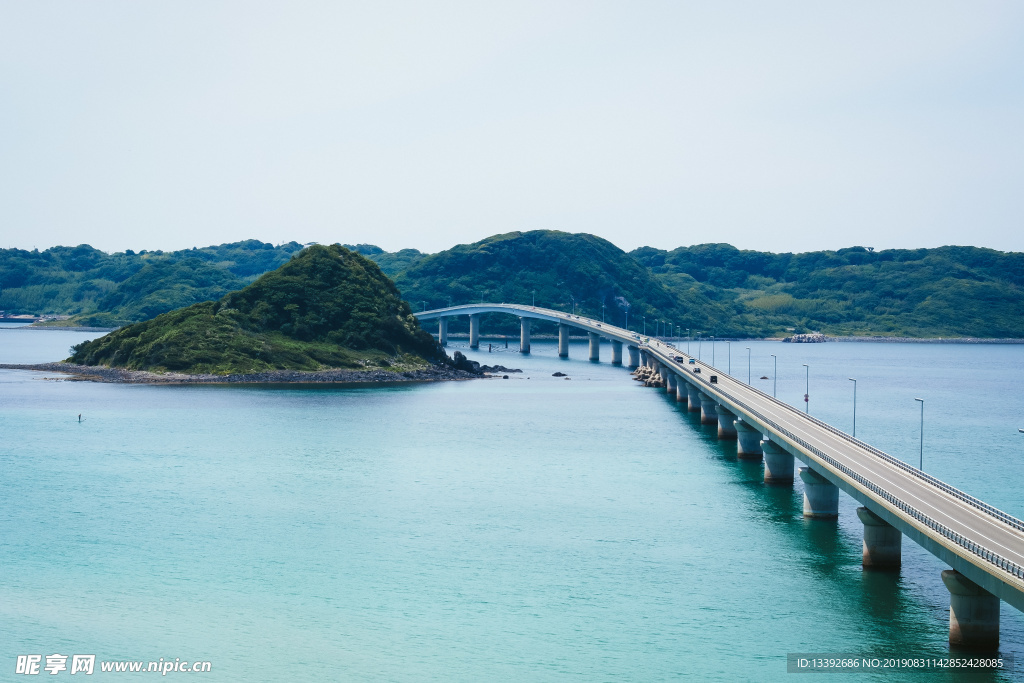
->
447, 296, 453, 308
643, 316, 646, 335
726, 341, 731, 375
915, 398, 924, 469
687, 329, 690, 355
421, 301, 427, 312
698, 335, 702, 360
532, 290, 535, 307
803, 364, 810, 414
711, 336, 715, 366
625, 305, 630, 331
770, 354, 777, 397
745, 347, 751, 384
849, 378, 857, 437
602, 302, 605, 323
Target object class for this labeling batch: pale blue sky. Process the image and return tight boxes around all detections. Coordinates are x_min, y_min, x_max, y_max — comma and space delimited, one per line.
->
2, 1, 1022, 254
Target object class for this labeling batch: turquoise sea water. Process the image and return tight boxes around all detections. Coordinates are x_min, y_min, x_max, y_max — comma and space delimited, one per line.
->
2, 325, 1023, 681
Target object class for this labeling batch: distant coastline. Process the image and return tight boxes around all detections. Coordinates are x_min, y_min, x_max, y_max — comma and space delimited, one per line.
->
6, 326, 1023, 345
0, 362, 482, 384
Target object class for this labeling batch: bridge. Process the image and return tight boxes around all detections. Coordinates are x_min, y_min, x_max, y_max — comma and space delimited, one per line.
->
417, 304, 1024, 651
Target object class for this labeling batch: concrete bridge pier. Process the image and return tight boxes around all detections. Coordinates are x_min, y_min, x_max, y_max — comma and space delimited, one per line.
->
716, 405, 738, 440
941, 570, 1000, 650
856, 507, 901, 569
762, 439, 794, 484
666, 372, 676, 394
699, 392, 718, 425
734, 419, 763, 459
611, 340, 623, 365
469, 314, 480, 349
686, 383, 702, 413
558, 324, 569, 358
438, 317, 448, 347
675, 376, 687, 403
589, 332, 601, 361
519, 318, 530, 354
799, 467, 839, 518
627, 345, 639, 368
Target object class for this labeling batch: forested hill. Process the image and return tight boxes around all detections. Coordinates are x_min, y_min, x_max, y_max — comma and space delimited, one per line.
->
0, 241, 305, 326
3, 234, 1024, 338
68, 245, 440, 374
390, 230, 740, 335
630, 243, 1024, 337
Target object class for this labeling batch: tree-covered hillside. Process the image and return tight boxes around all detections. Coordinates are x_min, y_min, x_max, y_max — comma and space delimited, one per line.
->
5, 234, 1024, 338
343, 244, 426, 277
0, 241, 305, 323
68, 245, 440, 374
631, 244, 1024, 337
390, 231, 742, 336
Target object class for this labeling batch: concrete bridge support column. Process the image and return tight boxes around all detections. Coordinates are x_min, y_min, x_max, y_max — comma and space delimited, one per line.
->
799, 467, 839, 518
699, 392, 718, 425
611, 340, 623, 365
439, 317, 448, 347
469, 314, 480, 349
686, 384, 702, 413
941, 570, 1000, 650
856, 507, 901, 569
716, 405, 738, 440
675, 376, 687, 403
639, 350, 647, 367
519, 318, 530, 354
589, 332, 601, 362
558, 324, 569, 358
666, 372, 676, 394
627, 345, 639, 368
734, 419, 763, 459
762, 439, 794, 484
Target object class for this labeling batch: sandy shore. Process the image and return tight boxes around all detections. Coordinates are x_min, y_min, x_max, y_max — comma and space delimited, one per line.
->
0, 362, 484, 384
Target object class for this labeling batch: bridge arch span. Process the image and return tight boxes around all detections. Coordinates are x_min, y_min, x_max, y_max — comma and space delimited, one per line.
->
415, 303, 641, 364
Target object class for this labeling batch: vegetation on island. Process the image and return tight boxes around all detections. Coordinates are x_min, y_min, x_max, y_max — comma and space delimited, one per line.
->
630, 243, 1024, 338
4, 232, 1024, 338
390, 230, 735, 336
0, 240, 305, 325
67, 245, 441, 374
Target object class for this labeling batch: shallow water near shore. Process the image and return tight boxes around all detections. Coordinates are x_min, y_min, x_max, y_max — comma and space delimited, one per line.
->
2, 326, 1024, 681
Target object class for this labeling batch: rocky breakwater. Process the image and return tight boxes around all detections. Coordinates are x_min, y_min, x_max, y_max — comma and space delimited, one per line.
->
631, 364, 664, 388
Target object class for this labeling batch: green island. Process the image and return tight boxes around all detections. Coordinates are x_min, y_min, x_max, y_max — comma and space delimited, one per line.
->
3, 231, 1024, 338
64, 245, 445, 376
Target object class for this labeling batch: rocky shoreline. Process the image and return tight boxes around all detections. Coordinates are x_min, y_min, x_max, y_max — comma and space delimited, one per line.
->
0, 362, 488, 384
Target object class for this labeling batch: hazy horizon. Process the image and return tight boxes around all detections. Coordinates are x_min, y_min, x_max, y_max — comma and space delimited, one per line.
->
6, 230, 1023, 258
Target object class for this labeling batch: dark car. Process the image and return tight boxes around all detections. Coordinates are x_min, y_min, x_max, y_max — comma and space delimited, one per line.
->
693, 368, 701, 374
710, 375, 718, 384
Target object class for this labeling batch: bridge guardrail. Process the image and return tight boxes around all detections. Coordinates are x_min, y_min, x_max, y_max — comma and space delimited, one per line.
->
710, 357, 1024, 536
646, 344, 1024, 582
